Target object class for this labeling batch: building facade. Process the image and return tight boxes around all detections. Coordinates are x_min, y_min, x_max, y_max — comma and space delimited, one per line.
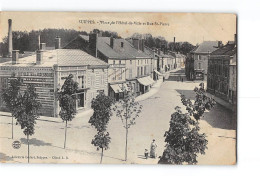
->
207, 42, 237, 103
185, 41, 219, 80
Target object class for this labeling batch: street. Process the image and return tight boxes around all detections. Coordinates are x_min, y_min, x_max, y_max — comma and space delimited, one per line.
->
0, 69, 236, 164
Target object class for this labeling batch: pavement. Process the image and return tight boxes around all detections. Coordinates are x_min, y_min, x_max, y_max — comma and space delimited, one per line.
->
0, 68, 236, 164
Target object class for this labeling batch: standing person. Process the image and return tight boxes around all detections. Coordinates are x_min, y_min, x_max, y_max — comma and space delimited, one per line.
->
150, 139, 157, 158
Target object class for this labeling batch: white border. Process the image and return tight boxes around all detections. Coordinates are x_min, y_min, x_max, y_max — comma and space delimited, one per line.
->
1, 0, 260, 176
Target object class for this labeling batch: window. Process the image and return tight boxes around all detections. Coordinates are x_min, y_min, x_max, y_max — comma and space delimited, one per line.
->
129, 68, 132, 79
198, 63, 201, 69
91, 74, 95, 86
138, 60, 140, 65
144, 66, 146, 75
118, 69, 122, 80
78, 76, 84, 88
141, 67, 143, 76
137, 67, 140, 77
121, 42, 124, 47
113, 69, 116, 80
100, 74, 105, 85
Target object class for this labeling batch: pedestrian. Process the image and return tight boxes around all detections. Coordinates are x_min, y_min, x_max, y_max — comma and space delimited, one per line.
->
181, 77, 183, 82
163, 76, 165, 82
150, 139, 157, 158
144, 149, 149, 159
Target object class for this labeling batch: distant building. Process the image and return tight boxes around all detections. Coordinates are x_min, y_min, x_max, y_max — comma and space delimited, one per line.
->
185, 41, 219, 80
0, 40, 108, 117
207, 41, 237, 104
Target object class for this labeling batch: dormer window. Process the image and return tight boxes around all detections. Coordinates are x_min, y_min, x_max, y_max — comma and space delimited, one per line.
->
121, 42, 124, 48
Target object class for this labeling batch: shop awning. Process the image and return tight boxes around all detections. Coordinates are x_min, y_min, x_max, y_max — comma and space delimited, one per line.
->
110, 84, 123, 93
154, 70, 162, 76
110, 83, 130, 93
146, 77, 155, 84
137, 76, 154, 86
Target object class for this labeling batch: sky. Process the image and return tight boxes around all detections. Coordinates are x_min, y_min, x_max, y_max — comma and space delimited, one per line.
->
0, 12, 236, 45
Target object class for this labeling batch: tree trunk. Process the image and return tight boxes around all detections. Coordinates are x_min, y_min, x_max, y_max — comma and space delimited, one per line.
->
27, 134, 29, 163
64, 120, 68, 149
12, 116, 13, 139
125, 118, 128, 161
100, 147, 104, 164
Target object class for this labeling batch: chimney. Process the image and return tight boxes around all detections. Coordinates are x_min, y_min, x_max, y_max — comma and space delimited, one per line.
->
139, 39, 144, 52
218, 41, 222, 48
55, 36, 61, 49
89, 33, 98, 57
8, 19, 13, 58
36, 50, 43, 65
40, 43, 46, 50
173, 37, 176, 51
110, 37, 114, 48
132, 38, 140, 50
98, 31, 103, 37
37, 34, 41, 50
12, 50, 19, 65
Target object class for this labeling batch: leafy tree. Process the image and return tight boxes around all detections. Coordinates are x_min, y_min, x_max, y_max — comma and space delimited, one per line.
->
89, 92, 114, 163
181, 83, 216, 121
115, 86, 142, 161
159, 83, 216, 165
15, 84, 41, 163
56, 74, 78, 149
1, 73, 22, 139
158, 106, 207, 164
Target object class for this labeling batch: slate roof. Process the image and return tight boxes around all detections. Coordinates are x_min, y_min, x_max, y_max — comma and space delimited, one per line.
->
191, 41, 219, 54
0, 49, 108, 67
211, 43, 236, 56
97, 37, 151, 59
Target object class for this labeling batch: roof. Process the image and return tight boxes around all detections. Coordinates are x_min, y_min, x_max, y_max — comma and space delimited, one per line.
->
79, 34, 89, 41
97, 37, 151, 59
211, 43, 236, 56
191, 41, 219, 54
0, 49, 108, 67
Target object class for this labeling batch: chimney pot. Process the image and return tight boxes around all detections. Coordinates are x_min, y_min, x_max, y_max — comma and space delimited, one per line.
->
110, 37, 114, 48
12, 50, 19, 65
36, 50, 43, 65
89, 34, 98, 57
40, 43, 46, 50
55, 37, 61, 49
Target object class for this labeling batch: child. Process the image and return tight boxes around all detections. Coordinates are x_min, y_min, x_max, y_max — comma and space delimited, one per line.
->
144, 149, 149, 159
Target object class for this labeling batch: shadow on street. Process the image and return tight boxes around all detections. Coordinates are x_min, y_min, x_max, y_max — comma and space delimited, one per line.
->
20, 138, 52, 147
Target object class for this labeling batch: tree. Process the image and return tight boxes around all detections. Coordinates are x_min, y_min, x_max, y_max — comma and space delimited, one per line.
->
180, 83, 216, 121
115, 86, 142, 161
56, 74, 78, 149
89, 92, 114, 163
158, 106, 207, 164
1, 73, 22, 139
15, 84, 41, 163
159, 83, 216, 164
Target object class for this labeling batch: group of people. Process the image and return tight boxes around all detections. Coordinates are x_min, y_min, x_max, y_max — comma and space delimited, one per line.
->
144, 139, 157, 159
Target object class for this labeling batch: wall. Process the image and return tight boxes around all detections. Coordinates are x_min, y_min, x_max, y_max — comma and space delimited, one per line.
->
0, 65, 55, 117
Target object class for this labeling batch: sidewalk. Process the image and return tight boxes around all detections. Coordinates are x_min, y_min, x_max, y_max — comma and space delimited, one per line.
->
0, 108, 94, 123
206, 92, 235, 111
135, 78, 163, 102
